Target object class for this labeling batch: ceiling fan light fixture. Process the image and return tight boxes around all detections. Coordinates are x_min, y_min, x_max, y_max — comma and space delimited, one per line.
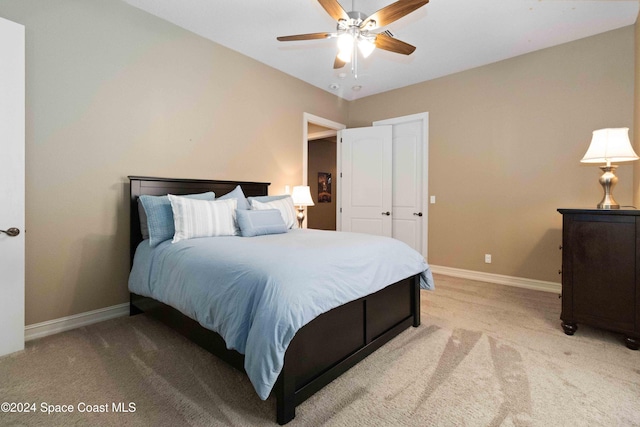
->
358, 37, 375, 58
337, 49, 352, 63
337, 33, 354, 62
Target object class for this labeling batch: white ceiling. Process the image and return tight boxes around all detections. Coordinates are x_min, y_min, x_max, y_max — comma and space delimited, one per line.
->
122, 0, 639, 101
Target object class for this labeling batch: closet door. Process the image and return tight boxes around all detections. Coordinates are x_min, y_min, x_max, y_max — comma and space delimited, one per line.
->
340, 126, 392, 236
340, 114, 428, 258
374, 115, 426, 255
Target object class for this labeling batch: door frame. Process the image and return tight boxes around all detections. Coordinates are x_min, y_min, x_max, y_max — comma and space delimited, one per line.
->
302, 113, 346, 230
373, 112, 429, 260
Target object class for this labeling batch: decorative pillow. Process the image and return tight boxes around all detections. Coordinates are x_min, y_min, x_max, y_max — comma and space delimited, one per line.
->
251, 196, 297, 229
139, 192, 215, 247
247, 194, 289, 204
168, 195, 238, 242
236, 209, 288, 237
218, 185, 250, 210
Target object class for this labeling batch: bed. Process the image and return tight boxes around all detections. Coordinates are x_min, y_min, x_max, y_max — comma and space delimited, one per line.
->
128, 176, 433, 424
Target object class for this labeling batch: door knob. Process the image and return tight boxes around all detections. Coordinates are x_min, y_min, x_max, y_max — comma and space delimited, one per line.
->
0, 227, 20, 237
381, 212, 391, 216
413, 212, 423, 217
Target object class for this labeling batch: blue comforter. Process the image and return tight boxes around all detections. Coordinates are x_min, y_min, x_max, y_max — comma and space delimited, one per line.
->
129, 229, 434, 399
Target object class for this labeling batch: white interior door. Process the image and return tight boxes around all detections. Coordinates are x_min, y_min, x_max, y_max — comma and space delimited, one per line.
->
374, 113, 428, 258
0, 17, 26, 357
340, 126, 392, 236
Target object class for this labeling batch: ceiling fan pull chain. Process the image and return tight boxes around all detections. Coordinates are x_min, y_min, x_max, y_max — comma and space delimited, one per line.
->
351, 39, 357, 78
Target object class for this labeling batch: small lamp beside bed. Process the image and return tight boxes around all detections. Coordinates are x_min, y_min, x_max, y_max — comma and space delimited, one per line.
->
291, 185, 314, 228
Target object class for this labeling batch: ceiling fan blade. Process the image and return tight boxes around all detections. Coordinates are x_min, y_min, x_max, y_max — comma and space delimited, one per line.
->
374, 33, 416, 55
333, 55, 346, 69
277, 32, 333, 42
361, 0, 429, 29
318, 0, 349, 22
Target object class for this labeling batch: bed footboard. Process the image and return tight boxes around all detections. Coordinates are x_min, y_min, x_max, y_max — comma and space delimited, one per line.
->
275, 273, 421, 424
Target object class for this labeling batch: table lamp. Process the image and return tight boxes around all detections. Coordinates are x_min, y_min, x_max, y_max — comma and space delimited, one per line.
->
580, 128, 639, 209
291, 185, 315, 228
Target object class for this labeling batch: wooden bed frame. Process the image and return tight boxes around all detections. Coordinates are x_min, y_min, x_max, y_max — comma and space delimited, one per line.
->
128, 176, 421, 424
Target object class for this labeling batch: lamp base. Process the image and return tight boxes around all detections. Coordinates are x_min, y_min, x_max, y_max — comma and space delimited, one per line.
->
597, 201, 620, 210
597, 165, 620, 210
296, 207, 305, 228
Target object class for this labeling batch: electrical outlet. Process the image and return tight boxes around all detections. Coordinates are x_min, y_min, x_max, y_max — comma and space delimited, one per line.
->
430, 195, 436, 204
484, 254, 492, 264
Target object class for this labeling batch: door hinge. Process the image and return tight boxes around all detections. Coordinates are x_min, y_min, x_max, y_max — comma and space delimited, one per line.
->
340, 172, 342, 178
340, 208, 342, 213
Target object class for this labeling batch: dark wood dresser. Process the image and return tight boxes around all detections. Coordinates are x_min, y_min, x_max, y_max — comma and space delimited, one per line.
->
558, 208, 640, 350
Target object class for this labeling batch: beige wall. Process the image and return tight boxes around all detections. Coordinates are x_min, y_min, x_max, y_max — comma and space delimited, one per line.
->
0, 0, 348, 324
350, 27, 635, 283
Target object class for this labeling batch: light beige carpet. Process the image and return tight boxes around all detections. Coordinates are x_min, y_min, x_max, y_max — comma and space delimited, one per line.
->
1, 274, 639, 426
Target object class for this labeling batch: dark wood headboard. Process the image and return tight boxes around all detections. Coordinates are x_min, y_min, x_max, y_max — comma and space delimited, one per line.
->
129, 176, 270, 266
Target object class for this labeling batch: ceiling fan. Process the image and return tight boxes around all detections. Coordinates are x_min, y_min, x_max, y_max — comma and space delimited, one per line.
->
277, 0, 429, 74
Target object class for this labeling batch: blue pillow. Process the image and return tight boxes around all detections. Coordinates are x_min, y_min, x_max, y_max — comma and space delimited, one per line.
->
138, 199, 150, 240
236, 209, 288, 237
218, 185, 250, 210
139, 191, 215, 247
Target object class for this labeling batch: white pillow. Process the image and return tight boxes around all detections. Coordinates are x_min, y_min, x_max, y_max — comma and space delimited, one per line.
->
168, 195, 238, 242
251, 196, 297, 229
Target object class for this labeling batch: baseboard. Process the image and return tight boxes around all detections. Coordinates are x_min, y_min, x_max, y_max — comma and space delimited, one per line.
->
23, 268, 559, 341
430, 265, 561, 294
25, 302, 130, 342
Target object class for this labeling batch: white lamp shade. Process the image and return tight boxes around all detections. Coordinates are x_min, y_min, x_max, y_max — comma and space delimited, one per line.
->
337, 33, 353, 63
580, 128, 639, 164
291, 186, 314, 206
358, 37, 375, 58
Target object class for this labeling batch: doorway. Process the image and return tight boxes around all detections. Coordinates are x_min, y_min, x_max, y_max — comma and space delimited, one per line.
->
308, 135, 337, 230
301, 112, 428, 258
302, 113, 345, 230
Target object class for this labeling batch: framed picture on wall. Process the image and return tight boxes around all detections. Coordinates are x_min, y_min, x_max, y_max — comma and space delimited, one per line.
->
318, 172, 331, 203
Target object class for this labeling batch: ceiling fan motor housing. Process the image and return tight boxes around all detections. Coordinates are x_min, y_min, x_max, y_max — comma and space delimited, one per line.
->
339, 11, 375, 30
